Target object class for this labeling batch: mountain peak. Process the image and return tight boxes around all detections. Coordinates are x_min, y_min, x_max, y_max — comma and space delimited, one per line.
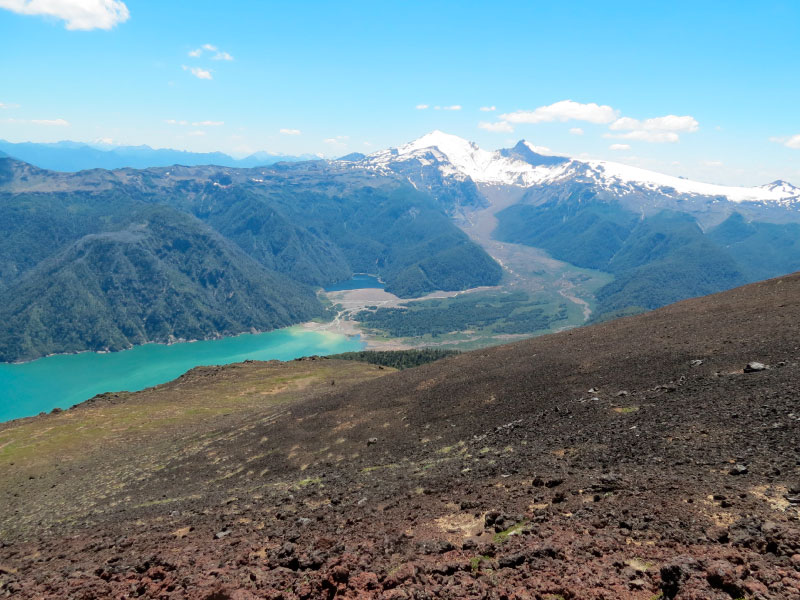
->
402, 130, 476, 155
759, 179, 799, 197
500, 140, 570, 167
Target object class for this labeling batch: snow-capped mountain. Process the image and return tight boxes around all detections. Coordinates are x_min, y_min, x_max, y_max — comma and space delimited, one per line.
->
353, 132, 800, 323
363, 131, 568, 187
759, 179, 800, 198
356, 131, 800, 211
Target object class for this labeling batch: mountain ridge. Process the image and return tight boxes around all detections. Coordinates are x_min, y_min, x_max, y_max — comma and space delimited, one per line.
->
358, 130, 800, 206
0, 139, 318, 172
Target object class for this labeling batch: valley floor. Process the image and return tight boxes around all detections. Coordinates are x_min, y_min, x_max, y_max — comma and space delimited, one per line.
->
305, 194, 612, 353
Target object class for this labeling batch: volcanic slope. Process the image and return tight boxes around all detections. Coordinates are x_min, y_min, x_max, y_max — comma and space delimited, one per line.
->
2, 274, 800, 599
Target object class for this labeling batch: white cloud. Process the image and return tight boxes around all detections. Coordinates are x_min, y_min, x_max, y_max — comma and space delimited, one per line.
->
31, 118, 69, 126
480, 106, 496, 112
606, 114, 698, 143
182, 65, 212, 80
607, 130, 680, 143
442, 105, 461, 111
609, 143, 630, 151
770, 134, 800, 149
703, 160, 724, 167
502, 100, 618, 125
608, 116, 639, 131
478, 121, 513, 133
324, 135, 349, 147
279, 128, 301, 135
609, 115, 699, 133
187, 130, 206, 136
526, 143, 553, 154
569, 127, 584, 135
415, 104, 429, 110
188, 44, 232, 61
165, 119, 222, 127
0, 0, 129, 30
0, 102, 20, 109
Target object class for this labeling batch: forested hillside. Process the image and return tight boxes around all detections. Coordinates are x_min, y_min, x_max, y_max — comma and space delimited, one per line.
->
0, 157, 502, 361
494, 188, 800, 319
0, 207, 325, 362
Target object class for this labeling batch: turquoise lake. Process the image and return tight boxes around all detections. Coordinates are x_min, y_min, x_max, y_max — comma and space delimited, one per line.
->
0, 327, 364, 423
324, 273, 384, 291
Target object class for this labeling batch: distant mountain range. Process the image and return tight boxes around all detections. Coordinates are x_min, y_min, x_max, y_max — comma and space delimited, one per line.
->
352, 131, 800, 319
0, 140, 321, 172
1, 131, 799, 361
356, 130, 800, 216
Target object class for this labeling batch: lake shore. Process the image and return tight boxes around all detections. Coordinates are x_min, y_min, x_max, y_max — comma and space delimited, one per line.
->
0, 327, 363, 424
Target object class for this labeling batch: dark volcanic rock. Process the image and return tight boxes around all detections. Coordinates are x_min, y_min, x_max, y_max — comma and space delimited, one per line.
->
3, 273, 800, 598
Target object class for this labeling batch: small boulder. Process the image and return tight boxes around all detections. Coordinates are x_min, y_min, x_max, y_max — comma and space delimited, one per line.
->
498, 553, 526, 568
660, 556, 698, 598
729, 464, 748, 476
744, 362, 767, 373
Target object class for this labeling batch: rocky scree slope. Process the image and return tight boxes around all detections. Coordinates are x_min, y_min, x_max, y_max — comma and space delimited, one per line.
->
0, 273, 799, 598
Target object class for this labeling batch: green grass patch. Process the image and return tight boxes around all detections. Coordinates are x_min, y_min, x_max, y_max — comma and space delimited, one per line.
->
470, 555, 493, 574
494, 520, 528, 544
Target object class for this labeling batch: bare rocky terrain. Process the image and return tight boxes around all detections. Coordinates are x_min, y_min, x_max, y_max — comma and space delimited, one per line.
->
1, 274, 799, 599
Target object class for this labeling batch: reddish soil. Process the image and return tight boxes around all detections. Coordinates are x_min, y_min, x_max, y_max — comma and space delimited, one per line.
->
1, 274, 799, 599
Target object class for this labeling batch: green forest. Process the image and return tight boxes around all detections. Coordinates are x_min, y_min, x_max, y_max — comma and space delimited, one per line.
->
327, 348, 460, 370
0, 157, 502, 361
494, 190, 800, 321
355, 291, 570, 339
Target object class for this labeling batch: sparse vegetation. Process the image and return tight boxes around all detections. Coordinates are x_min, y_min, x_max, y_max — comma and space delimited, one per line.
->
470, 555, 493, 574
494, 521, 527, 544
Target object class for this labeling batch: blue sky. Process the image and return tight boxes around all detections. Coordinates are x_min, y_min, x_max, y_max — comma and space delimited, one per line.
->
1, 0, 798, 185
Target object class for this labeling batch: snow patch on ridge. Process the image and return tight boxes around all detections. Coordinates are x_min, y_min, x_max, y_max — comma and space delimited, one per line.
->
360, 131, 800, 205
364, 130, 569, 187
574, 160, 800, 204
